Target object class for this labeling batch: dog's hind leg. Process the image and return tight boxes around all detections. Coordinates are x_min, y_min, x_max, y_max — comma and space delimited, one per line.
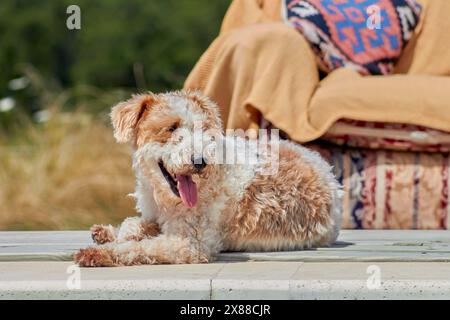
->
75, 234, 214, 267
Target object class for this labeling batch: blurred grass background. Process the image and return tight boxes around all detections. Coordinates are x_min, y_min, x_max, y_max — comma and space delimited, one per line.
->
0, 0, 230, 230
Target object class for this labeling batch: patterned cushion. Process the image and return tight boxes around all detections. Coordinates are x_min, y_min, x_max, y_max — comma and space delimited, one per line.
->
283, 0, 422, 75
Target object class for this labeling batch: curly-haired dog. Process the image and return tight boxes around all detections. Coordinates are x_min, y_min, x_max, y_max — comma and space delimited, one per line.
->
74, 90, 342, 267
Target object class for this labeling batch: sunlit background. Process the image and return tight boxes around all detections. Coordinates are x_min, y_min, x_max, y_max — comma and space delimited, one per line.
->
0, 0, 230, 230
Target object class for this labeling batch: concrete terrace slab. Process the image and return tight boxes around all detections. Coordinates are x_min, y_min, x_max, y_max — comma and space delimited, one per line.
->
0, 261, 450, 299
211, 261, 302, 299
0, 231, 449, 299
0, 261, 224, 299
1, 230, 450, 262
289, 262, 450, 300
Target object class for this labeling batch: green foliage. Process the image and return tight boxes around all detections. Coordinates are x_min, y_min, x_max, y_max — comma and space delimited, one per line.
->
0, 0, 230, 94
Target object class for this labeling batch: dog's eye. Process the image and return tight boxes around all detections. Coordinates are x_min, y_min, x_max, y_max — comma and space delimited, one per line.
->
168, 124, 178, 132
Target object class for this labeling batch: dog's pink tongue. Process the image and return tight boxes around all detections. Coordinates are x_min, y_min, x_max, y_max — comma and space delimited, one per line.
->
177, 175, 198, 208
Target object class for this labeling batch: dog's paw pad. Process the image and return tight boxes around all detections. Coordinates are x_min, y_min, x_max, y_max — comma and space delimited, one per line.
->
90, 224, 115, 244
74, 247, 115, 267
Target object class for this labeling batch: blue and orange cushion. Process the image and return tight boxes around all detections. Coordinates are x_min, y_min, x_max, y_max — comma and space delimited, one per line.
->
283, 0, 422, 75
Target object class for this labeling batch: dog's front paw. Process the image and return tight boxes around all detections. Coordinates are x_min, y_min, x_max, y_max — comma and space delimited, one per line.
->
141, 221, 161, 238
74, 247, 116, 267
91, 224, 116, 244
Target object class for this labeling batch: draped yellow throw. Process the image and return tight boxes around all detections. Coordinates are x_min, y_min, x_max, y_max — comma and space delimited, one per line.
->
184, 0, 450, 143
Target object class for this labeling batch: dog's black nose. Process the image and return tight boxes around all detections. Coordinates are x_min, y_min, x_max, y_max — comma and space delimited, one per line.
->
192, 156, 207, 172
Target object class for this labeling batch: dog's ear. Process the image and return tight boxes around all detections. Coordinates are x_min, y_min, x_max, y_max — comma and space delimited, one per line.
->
110, 94, 156, 143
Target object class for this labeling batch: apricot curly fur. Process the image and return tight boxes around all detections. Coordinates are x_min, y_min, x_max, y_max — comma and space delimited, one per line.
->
74, 90, 342, 267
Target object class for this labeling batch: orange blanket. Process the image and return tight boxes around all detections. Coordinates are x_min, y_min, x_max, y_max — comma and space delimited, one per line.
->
184, 0, 450, 143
